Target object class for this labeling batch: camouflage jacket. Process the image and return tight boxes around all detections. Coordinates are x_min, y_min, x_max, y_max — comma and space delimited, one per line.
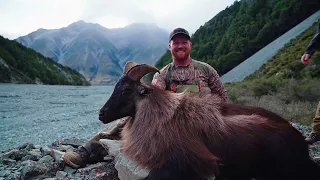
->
152, 59, 228, 102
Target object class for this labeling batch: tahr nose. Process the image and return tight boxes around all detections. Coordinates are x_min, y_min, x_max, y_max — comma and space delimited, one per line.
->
99, 111, 104, 117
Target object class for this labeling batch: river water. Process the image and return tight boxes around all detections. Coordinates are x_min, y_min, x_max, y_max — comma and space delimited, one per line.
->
0, 84, 115, 151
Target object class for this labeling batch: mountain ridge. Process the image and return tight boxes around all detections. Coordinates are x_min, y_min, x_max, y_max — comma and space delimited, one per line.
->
16, 21, 169, 85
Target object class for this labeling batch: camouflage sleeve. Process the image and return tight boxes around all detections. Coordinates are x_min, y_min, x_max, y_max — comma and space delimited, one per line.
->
152, 72, 166, 90
305, 23, 320, 55
207, 66, 228, 102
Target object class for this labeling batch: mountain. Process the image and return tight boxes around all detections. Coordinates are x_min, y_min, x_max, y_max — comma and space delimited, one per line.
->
16, 21, 169, 85
0, 35, 89, 85
155, 0, 320, 77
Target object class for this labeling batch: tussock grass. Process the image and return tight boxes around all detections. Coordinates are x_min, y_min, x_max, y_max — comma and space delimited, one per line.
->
226, 78, 320, 125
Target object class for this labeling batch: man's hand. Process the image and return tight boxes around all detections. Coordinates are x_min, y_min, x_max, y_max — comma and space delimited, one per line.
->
301, 53, 311, 65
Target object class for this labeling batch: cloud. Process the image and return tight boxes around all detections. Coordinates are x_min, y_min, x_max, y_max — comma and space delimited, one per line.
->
79, 0, 157, 28
0, 0, 84, 39
0, 0, 236, 39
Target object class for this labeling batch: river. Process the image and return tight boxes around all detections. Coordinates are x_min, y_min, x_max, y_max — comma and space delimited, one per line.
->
0, 84, 114, 151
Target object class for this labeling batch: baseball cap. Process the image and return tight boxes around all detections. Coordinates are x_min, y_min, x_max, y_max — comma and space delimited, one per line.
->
169, 28, 190, 42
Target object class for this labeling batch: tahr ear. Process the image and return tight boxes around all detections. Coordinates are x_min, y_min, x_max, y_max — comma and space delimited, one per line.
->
137, 85, 153, 95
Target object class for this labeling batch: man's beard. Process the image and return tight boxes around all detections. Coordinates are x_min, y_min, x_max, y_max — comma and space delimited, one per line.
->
172, 49, 190, 61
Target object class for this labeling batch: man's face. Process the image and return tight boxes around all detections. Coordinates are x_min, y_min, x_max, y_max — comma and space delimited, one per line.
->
169, 34, 192, 61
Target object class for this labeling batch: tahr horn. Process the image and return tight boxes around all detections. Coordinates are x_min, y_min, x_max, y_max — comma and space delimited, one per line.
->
126, 63, 159, 81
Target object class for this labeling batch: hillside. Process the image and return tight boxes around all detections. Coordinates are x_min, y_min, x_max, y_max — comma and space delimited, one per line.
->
0, 35, 90, 85
220, 10, 320, 83
247, 22, 320, 80
225, 23, 320, 126
16, 21, 168, 85
155, 0, 320, 76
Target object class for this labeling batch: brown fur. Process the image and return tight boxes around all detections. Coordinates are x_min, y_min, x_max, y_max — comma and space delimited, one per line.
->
119, 84, 315, 178
98, 62, 320, 179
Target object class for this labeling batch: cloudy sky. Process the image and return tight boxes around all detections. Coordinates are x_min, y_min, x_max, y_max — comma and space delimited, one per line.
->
0, 0, 236, 39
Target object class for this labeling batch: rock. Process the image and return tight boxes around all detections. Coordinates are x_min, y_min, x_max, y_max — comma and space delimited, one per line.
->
20, 160, 64, 180
4, 171, 22, 180
29, 149, 42, 157
19, 143, 36, 151
63, 165, 77, 174
15, 166, 23, 172
51, 137, 87, 148
55, 170, 67, 179
75, 161, 118, 180
21, 154, 39, 161
309, 143, 320, 158
21, 149, 42, 161
40, 146, 52, 156
39, 155, 54, 164
13, 171, 22, 179
45, 161, 65, 177
0, 158, 16, 166
1, 149, 28, 161
21, 160, 48, 179
0, 170, 10, 177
